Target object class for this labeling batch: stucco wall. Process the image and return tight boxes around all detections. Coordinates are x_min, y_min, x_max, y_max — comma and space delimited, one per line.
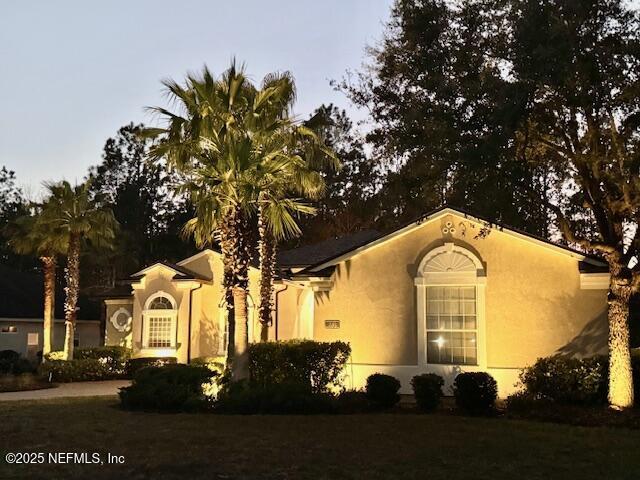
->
312, 213, 608, 376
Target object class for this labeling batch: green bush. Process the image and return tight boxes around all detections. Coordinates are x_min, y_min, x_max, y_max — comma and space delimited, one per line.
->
125, 357, 177, 377
453, 372, 497, 414
39, 358, 111, 382
75, 346, 131, 375
248, 340, 351, 393
216, 381, 334, 414
411, 374, 444, 412
518, 356, 608, 405
119, 364, 217, 412
365, 373, 401, 409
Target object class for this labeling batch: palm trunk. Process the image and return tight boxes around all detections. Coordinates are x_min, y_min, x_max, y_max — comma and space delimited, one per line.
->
258, 206, 277, 342
607, 270, 634, 409
219, 218, 236, 365
40, 256, 56, 358
231, 286, 249, 382
63, 234, 81, 361
221, 207, 251, 381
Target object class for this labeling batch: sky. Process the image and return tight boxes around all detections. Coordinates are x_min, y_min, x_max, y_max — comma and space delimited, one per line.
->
0, 1, 393, 195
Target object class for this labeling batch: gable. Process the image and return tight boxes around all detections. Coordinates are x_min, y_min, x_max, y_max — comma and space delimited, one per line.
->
303, 207, 607, 274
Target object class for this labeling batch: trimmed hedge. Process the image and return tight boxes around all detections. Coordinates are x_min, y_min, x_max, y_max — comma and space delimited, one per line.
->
125, 357, 177, 377
453, 372, 497, 414
248, 340, 351, 393
216, 381, 335, 414
75, 346, 130, 373
411, 373, 444, 412
365, 373, 401, 409
39, 358, 112, 382
119, 364, 216, 412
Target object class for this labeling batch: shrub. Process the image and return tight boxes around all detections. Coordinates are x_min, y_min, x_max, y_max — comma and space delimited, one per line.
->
0, 350, 34, 374
191, 356, 225, 374
125, 357, 177, 377
75, 346, 131, 375
453, 372, 497, 414
44, 351, 65, 361
215, 381, 334, 414
411, 373, 444, 412
518, 356, 608, 405
365, 373, 401, 409
39, 358, 111, 382
248, 340, 351, 393
119, 364, 216, 412
334, 390, 372, 414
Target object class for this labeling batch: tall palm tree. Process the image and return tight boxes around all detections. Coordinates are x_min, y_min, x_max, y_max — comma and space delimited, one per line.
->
6, 211, 67, 357
41, 180, 117, 360
248, 92, 339, 341
147, 62, 338, 379
148, 62, 261, 381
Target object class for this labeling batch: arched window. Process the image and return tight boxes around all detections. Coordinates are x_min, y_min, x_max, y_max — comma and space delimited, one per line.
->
143, 291, 178, 349
415, 243, 486, 367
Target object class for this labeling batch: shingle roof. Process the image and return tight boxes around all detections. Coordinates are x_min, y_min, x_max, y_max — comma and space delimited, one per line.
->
130, 260, 211, 281
278, 230, 382, 269
296, 206, 608, 274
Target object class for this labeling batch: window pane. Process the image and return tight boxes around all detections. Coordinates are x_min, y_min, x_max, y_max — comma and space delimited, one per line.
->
463, 301, 476, 315
464, 315, 477, 330
451, 315, 464, 329
427, 300, 441, 315
426, 316, 439, 330
461, 287, 475, 299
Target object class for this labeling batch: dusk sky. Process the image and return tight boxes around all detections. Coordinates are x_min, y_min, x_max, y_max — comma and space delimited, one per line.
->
0, 1, 393, 195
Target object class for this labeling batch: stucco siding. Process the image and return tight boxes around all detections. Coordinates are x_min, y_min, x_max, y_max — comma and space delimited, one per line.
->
313, 213, 608, 372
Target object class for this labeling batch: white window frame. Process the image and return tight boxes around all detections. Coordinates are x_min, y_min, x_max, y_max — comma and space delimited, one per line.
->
142, 291, 178, 350
415, 243, 487, 369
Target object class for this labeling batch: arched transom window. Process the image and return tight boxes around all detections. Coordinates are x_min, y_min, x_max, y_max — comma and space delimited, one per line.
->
143, 292, 177, 349
415, 243, 486, 367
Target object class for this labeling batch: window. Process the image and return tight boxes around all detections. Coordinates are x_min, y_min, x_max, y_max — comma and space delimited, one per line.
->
147, 316, 173, 348
1, 325, 17, 333
426, 286, 477, 365
415, 242, 486, 368
149, 296, 173, 310
143, 292, 177, 350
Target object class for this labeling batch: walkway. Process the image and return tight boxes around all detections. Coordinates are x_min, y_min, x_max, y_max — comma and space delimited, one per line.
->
0, 380, 130, 401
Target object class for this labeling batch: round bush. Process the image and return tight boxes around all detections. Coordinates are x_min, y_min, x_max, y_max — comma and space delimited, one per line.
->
0, 350, 22, 374
119, 364, 215, 412
411, 373, 444, 412
518, 356, 608, 405
365, 373, 401, 409
453, 372, 497, 414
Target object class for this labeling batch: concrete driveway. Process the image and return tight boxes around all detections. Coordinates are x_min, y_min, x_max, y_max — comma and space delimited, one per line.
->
0, 380, 130, 401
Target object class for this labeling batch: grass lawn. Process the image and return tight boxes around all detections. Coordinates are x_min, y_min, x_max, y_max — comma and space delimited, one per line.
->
1, 397, 639, 480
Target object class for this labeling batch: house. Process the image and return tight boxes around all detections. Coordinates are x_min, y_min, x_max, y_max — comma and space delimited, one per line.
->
0, 264, 102, 359
103, 207, 611, 396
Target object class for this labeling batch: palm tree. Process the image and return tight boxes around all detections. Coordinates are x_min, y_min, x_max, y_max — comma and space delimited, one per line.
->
40, 180, 117, 360
148, 62, 260, 381
6, 211, 67, 357
147, 62, 338, 379
248, 87, 339, 341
